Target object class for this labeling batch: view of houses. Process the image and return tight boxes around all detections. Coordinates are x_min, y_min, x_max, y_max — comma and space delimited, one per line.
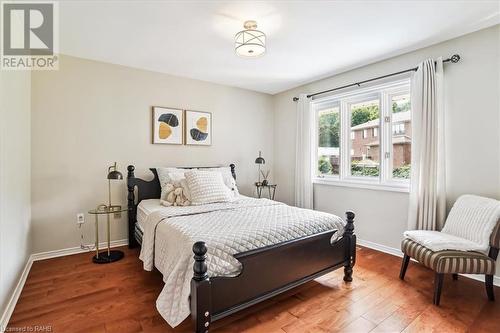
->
318, 96, 411, 179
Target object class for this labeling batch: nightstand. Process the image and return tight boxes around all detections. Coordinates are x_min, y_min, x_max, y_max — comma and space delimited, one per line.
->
88, 204, 128, 264
255, 183, 277, 200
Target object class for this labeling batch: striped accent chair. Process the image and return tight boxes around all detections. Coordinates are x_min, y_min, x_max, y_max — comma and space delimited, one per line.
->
400, 196, 500, 306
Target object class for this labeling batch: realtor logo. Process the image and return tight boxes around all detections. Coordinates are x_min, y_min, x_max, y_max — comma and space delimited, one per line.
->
1, 1, 58, 70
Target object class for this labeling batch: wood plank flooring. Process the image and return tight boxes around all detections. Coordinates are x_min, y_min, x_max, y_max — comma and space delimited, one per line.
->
7, 246, 500, 332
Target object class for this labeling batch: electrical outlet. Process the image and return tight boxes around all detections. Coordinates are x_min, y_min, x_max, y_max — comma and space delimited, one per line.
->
77, 213, 85, 224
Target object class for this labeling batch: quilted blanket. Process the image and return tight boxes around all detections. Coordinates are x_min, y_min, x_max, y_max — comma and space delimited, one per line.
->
139, 196, 345, 327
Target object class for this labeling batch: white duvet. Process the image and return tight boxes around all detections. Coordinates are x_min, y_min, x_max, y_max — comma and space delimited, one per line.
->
139, 196, 345, 327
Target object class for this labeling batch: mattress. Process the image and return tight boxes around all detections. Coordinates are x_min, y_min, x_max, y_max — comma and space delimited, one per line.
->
136, 198, 164, 231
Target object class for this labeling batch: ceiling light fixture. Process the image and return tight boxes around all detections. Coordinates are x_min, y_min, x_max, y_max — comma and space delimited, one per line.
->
235, 20, 266, 58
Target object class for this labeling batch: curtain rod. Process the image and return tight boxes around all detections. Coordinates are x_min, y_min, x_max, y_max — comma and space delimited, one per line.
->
292, 54, 460, 102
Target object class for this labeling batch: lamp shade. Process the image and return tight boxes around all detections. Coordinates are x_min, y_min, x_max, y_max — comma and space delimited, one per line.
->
107, 162, 123, 180
107, 170, 123, 180
255, 151, 265, 164
255, 157, 265, 164
235, 20, 266, 58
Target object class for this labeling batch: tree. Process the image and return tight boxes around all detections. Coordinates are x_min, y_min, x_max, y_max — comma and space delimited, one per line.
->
318, 156, 332, 174
392, 100, 410, 113
318, 112, 339, 147
351, 105, 379, 126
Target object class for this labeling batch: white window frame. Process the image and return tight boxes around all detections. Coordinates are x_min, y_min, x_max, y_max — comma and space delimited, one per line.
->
373, 127, 378, 137
312, 78, 410, 192
362, 129, 368, 139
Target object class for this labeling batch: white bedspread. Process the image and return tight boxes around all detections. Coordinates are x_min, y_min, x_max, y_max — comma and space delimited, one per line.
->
138, 196, 345, 327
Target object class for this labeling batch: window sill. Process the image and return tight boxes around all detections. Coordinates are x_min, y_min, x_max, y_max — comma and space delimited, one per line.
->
313, 178, 410, 193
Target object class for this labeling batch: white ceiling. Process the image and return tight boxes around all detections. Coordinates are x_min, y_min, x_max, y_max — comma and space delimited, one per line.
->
59, 1, 500, 94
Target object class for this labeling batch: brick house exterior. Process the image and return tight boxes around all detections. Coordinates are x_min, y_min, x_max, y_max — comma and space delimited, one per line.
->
351, 111, 411, 168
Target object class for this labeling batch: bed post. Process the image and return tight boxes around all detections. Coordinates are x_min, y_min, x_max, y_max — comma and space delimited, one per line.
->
127, 165, 138, 249
191, 242, 212, 333
229, 163, 236, 180
343, 211, 356, 282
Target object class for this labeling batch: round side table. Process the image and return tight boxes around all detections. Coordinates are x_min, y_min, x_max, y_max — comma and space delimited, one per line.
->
88, 205, 128, 264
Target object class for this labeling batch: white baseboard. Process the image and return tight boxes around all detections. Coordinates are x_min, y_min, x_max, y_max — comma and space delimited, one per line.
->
0, 239, 128, 331
357, 239, 404, 258
0, 256, 33, 332
31, 239, 129, 261
357, 238, 500, 287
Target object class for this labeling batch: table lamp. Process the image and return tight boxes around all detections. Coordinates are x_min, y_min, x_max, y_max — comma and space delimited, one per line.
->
255, 151, 265, 184
107, 162, 123, 211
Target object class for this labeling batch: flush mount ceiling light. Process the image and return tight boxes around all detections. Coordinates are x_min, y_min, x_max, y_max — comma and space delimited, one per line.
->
235, 20, 266, 58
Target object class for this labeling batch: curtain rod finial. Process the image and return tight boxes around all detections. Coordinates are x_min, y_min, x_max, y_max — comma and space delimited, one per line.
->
450, 54, 460, 63
292, 97, 299, 102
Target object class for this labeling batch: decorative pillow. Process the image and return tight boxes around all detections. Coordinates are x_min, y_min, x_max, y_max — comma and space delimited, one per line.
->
157, 168, 191, 201
203, 167, 239, 197
160, 183, 191, 207
184, 170, 234, 205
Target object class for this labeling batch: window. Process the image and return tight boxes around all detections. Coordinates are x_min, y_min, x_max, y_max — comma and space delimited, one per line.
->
392, 123, 405, 135
317, 105, 340, 176
350, 98, 380, 178
391, 94, 411, 179
313, 79, 411, 191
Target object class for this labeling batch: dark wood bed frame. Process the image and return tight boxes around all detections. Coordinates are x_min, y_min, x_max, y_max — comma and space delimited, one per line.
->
127, 164, 356, 333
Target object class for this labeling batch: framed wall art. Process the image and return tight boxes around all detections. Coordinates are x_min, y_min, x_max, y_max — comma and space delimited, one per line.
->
152, 106, 184, 145
185, 110, 212, 146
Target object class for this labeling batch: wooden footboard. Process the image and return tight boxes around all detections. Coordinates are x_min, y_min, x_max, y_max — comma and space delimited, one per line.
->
191, 211, 356, 333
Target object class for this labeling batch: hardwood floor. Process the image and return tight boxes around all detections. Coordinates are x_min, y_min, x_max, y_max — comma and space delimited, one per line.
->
7, 246, 500, 333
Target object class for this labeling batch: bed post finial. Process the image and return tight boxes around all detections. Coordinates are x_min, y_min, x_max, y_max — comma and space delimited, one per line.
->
343, 211, 356, 282
127, 165, 138, 248
127, 165, 135, 177
344, 211, 355, 236
191, 241, 211, 332
229, 163, 236, 181
193, 242, 208, 281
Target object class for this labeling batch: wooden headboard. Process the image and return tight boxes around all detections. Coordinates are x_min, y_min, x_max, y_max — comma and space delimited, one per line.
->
126, 164, 236, 248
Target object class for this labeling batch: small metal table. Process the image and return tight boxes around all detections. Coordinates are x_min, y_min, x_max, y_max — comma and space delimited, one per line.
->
255, 183, 277, 200
88, 205, 128, 264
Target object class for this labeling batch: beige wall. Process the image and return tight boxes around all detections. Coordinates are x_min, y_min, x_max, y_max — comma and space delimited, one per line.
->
273, 26, 500, 273
31, 55, 274, 253
0, 70, 31, 318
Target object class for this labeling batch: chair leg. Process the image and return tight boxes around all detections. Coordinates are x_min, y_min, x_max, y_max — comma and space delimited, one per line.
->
452, 273, 458, 281
399, 254, 410, 280
486, 275, 495, 301
433, 273, 444, 306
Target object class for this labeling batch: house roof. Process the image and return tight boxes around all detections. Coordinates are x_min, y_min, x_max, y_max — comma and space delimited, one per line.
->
351, 111, 411, 130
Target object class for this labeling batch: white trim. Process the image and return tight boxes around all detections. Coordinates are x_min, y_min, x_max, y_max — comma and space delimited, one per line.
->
313, 178, 410, 193
357, 238, 500, 287
0, 256, 32, 332
31, 239, 128, 261
357, 238, 403, 257
313, 79, 411, 191
0, 239, 128, 330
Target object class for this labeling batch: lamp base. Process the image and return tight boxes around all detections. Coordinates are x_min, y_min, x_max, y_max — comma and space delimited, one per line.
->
92, 250, 124, 264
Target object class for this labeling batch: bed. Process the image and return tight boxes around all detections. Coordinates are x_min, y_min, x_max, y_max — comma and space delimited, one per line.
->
127, 164, 356, 333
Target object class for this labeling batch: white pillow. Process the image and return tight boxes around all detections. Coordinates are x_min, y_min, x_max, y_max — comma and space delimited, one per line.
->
157, 168, 192, 201
185, 170, 234, 205
203, 167, 239, 197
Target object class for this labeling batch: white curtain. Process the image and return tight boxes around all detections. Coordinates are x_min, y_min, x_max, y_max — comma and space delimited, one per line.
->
294, 94, 313, 209
408, 58, 446, 230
